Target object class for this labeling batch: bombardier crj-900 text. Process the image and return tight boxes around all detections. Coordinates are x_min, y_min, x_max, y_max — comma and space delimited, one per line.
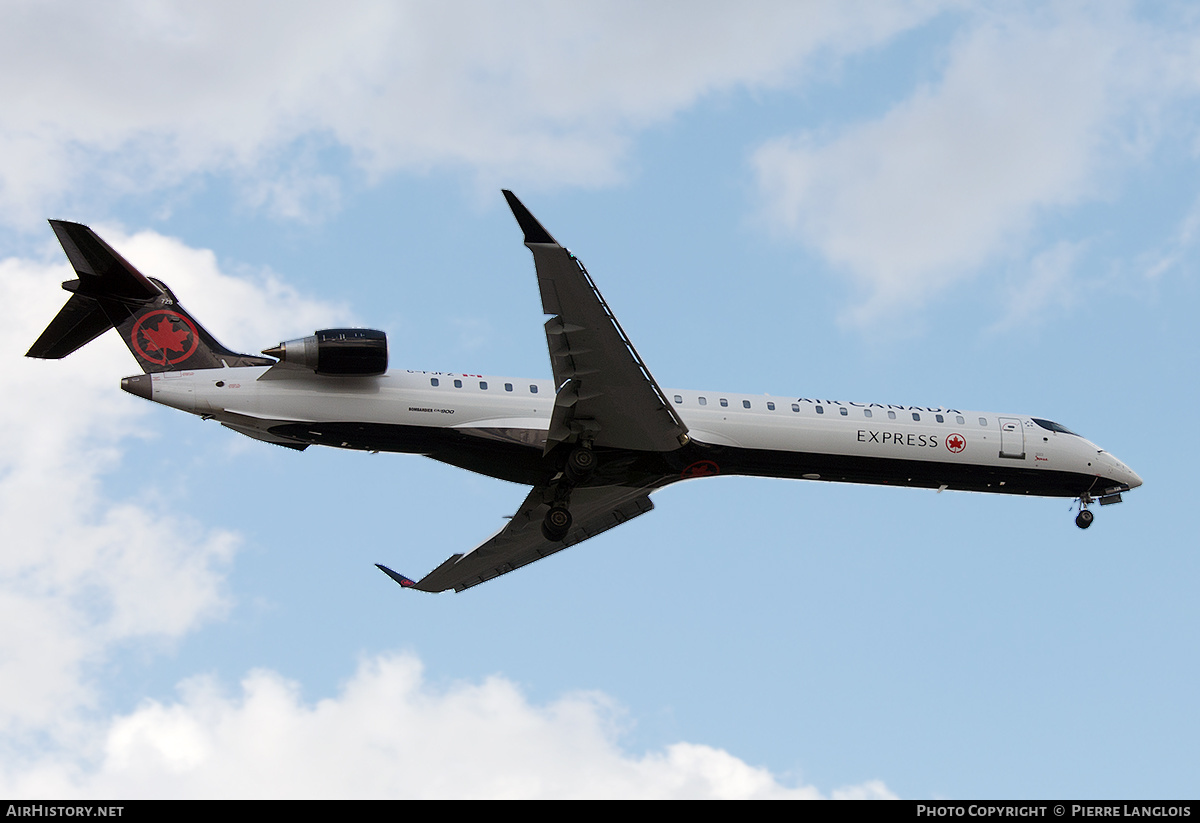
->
28, 192, 1142, 593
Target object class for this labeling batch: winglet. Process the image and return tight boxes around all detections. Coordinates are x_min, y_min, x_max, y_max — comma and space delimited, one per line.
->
502, 190, 558, 246
375, 564, 419, 589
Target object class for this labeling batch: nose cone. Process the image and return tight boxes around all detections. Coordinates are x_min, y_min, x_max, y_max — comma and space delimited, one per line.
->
1106, 452, 1142, 490
121, 374, 153, 400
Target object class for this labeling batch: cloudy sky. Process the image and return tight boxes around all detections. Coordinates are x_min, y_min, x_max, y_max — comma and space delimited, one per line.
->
1, 1, 1196, 799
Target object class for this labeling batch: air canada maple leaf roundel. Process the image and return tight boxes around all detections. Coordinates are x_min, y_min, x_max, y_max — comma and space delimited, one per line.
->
681, 459, 720, 479
130, 310, 199, 366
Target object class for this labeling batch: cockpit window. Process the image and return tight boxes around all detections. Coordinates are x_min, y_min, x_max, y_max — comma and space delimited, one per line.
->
1032, 418, 1079, 436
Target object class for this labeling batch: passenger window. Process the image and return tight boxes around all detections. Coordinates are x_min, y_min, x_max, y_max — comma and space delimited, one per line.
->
720, 398, 728, 407
674, 395, 683, 404
742, 400, 751, 409
699, 397, 707, 406
453, 379, 463, 388
791, 404, 800, 412
479, 381, 487, 390
430, 378, 439, 387
864, 409, 873, 418
767, 402, 775, 411
912, 412, 920, 421
978, 417, 987, 426
956, 416, 965, 424
505, 383, 513, 392
839, 407, 848, 416
888, 411, 896, 420
530, 385, 538, 394
816, 406, 824, 414
935, 414, 944, 423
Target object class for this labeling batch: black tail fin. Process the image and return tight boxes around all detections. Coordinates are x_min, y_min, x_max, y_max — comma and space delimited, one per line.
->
27, 221, 273, 373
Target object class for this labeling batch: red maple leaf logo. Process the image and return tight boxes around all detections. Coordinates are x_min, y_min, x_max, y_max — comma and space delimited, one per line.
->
681, 460, 720, 478
131, 311, 198, 365
140, 317, 191, 355
946, 434, 966, 453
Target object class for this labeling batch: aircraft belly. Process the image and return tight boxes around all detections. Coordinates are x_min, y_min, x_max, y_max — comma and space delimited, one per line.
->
269, 420, 550, 484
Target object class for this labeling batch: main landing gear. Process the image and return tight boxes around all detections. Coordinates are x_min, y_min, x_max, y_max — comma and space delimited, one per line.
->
564, 446, 596, 484
540, 444, 596, 542
542, 505, 573, 542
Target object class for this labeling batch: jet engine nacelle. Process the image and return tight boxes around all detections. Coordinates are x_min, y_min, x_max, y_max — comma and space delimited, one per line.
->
263, 328, 388, 375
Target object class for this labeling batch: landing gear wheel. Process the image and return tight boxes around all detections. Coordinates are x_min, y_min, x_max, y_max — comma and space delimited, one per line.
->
542, 506, 573, 542
1075, 509, 1094, 529
565, 447, 596, 484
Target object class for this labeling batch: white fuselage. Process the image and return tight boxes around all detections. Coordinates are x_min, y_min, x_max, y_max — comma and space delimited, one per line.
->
135, 366, 1143, 498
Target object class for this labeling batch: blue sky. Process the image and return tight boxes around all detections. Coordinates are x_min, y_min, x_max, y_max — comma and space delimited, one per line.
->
1, 1, 1196, 798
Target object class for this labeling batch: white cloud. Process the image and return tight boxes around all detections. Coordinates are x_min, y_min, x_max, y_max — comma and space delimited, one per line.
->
0, 652, 896, 799
752, 6, 1200, 324
988, 240, 1084, 332
0, 231, 346, 737
1141, 191, 1200, 280
0, 1, 944, 225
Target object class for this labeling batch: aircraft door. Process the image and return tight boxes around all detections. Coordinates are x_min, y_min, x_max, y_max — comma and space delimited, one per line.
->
998, 417, 1025, 459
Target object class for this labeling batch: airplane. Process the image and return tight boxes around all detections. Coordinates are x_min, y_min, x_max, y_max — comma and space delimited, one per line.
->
26, 191, 1143, 593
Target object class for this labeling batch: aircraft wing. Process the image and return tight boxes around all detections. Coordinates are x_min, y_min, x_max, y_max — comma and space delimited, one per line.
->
502, 191, 688, 454
379, 193, 684, 594
377, 483, 654, 593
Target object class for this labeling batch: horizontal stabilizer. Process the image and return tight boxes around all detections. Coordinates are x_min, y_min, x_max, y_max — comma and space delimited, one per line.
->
49, 220, 162, 301
28, 220, 165, 359
26, 293, 113, 359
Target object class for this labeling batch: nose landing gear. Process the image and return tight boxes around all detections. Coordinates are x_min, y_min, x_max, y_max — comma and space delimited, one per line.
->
1075, 493, 1094, 529
1073, 487, 1128, 528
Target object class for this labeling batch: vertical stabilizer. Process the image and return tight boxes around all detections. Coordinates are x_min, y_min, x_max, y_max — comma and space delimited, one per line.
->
27, 221, 273, 372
